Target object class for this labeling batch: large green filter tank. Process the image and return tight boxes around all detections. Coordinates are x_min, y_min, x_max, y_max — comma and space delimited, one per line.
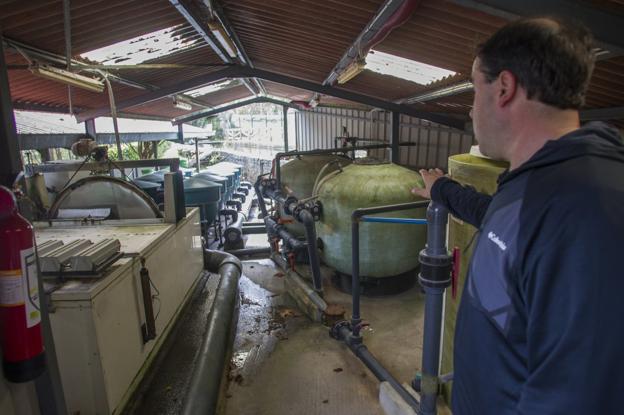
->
316, 161, 427, 279
279, 154, 351, 237
440, 153, 508, 404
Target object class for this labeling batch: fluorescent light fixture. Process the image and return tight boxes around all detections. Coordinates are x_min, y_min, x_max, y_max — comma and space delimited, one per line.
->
173, 96, 192, 111
208, 22, 237, 58
29, 64, 105, 93
80, 25, 200, 65
366, 50, 456, 85
337, 58, 366, 84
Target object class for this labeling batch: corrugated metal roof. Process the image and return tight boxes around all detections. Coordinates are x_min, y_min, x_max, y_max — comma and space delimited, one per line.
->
2, 0, 623, 125
1, 0, 185, 55
220, 0, 386, 82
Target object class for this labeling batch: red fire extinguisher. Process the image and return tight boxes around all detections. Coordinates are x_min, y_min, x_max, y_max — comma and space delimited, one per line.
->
0, 185, 46, 382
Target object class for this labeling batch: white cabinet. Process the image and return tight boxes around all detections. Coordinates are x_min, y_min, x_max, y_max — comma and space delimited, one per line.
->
35, 209, 203, 414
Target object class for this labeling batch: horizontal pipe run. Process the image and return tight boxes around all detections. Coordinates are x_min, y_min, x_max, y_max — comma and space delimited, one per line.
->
336, 325, 419, 411
242, 226, 267, 235
360, 217, 427, 225
352, 201, 429, 220
182, 250, 242, 415
351, 200, 429, 334
228, 247, 271, 257
264, 216, 306, 252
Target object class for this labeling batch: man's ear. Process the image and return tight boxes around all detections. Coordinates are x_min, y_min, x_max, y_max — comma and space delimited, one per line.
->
497, 70, 517, 108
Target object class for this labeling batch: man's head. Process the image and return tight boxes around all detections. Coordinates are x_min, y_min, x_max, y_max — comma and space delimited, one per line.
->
470, 17, 595, 159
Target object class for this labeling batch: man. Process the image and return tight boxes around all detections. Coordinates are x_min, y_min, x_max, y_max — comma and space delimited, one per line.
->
413, 17, 624, 414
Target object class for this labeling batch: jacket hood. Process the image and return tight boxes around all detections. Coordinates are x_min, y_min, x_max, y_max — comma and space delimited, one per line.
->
499, 122, 624, 185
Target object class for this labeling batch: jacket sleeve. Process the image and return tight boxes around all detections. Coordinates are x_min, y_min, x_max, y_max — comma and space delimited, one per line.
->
430, 177, 492, 228
516, 198, 624, 414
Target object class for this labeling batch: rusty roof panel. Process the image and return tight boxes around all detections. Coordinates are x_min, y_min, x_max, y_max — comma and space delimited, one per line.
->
0, 0, 185, 55
220, 0, 385, 82
2, 0, 624, 123
262, 81, 312, 101
198, 84, 252, 106
338, 71, 427, 102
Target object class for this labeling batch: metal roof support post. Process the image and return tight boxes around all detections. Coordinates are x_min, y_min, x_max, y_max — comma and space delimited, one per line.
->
391, 111, 400, 163
85, 119, 96, 140
178, 124, 184, 144
63, 0, 73, 115
195, 138, 200, 172
103, 77, 122, 160
0, 40, 22, 187
283, 105, 289, 152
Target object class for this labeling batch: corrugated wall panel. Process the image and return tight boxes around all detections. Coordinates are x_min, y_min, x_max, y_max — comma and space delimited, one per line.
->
294, 107, 474, 169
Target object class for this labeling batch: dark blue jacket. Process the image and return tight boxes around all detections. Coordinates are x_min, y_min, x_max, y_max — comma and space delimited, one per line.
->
431, 122, 624, 414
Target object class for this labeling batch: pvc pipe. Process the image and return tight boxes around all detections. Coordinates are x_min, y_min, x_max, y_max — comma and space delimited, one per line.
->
254, 178, 269, 218
298, 209, 323, 295
418, 202, 450, 415
264, 216, 306, 251
334, 325, 419, 411
350, 200, 429, 334
360, 217, 427, 225
182, 250, 242, 415
228, 247, 271, 257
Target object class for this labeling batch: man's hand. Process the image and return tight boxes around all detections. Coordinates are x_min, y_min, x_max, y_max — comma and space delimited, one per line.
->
411, 168, 446, 199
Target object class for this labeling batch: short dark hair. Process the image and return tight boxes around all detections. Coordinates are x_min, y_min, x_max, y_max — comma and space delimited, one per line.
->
476, 17, 595, 109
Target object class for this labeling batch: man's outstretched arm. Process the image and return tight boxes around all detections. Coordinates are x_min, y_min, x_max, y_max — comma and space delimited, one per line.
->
412, 168, 492, 228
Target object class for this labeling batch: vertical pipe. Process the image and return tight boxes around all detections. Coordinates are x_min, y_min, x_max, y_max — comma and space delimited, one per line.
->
419, 201, 450, 415
391, 111, 400, 164
195, 137, 200, 173
299, 210, 323, 295
351, 218, 361, 331
283, 105, 288, 152
425, 202, 448, 256
0, 40, 22, 187
420, 286, 445, 415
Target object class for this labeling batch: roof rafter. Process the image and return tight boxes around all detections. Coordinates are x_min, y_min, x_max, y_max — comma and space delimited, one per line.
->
76, 65, 467, 129
173, 97, 298, 124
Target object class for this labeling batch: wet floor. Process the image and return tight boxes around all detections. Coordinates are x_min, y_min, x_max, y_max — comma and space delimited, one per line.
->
124, 255, 451, 415
122, 271, 221, 415
220, 259, 452, 415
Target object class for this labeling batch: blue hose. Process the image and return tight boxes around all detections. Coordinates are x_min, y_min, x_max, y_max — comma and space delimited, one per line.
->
360, 216, 427, 225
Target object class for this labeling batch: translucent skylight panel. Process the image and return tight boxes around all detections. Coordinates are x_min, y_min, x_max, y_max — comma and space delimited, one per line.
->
365, 50, 456, 85
80, 25, 200, 65
185, 80, 239, 98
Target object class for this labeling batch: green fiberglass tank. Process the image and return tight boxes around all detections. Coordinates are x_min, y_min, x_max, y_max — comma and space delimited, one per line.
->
279, 154, 351, 237
439, 152, 508, 405
316, 161, 427, 278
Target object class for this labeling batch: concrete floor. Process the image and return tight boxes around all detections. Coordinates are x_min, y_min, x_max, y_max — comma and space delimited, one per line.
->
221, 258, 452, 415
125, 226, 451, 415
